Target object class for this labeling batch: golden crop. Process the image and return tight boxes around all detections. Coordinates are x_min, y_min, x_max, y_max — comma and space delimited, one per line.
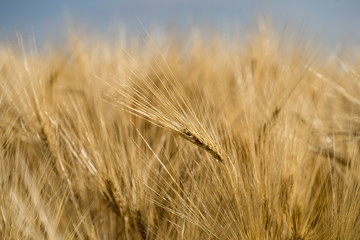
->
1, 27, 360, 239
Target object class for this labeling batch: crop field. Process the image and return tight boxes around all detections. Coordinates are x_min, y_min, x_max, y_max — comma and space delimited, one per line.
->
1, 27, 360, 239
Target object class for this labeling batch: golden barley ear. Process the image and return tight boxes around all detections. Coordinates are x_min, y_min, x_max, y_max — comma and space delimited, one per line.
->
179, 127, 225, 162
107, 55, 228, 164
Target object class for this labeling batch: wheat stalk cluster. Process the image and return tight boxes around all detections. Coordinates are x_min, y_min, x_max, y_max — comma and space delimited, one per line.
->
1, 27, 360, 239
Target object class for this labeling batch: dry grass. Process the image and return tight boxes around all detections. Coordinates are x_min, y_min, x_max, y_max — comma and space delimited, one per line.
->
1, 26, 360, 239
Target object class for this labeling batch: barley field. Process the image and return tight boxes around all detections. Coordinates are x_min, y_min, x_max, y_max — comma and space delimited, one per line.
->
1, 26, 360, 239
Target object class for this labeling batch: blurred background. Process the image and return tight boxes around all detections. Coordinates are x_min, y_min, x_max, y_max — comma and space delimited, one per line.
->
0, 0, 359, 50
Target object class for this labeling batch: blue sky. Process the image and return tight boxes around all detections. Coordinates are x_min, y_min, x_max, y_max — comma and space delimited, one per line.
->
0, 0, 359, 48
